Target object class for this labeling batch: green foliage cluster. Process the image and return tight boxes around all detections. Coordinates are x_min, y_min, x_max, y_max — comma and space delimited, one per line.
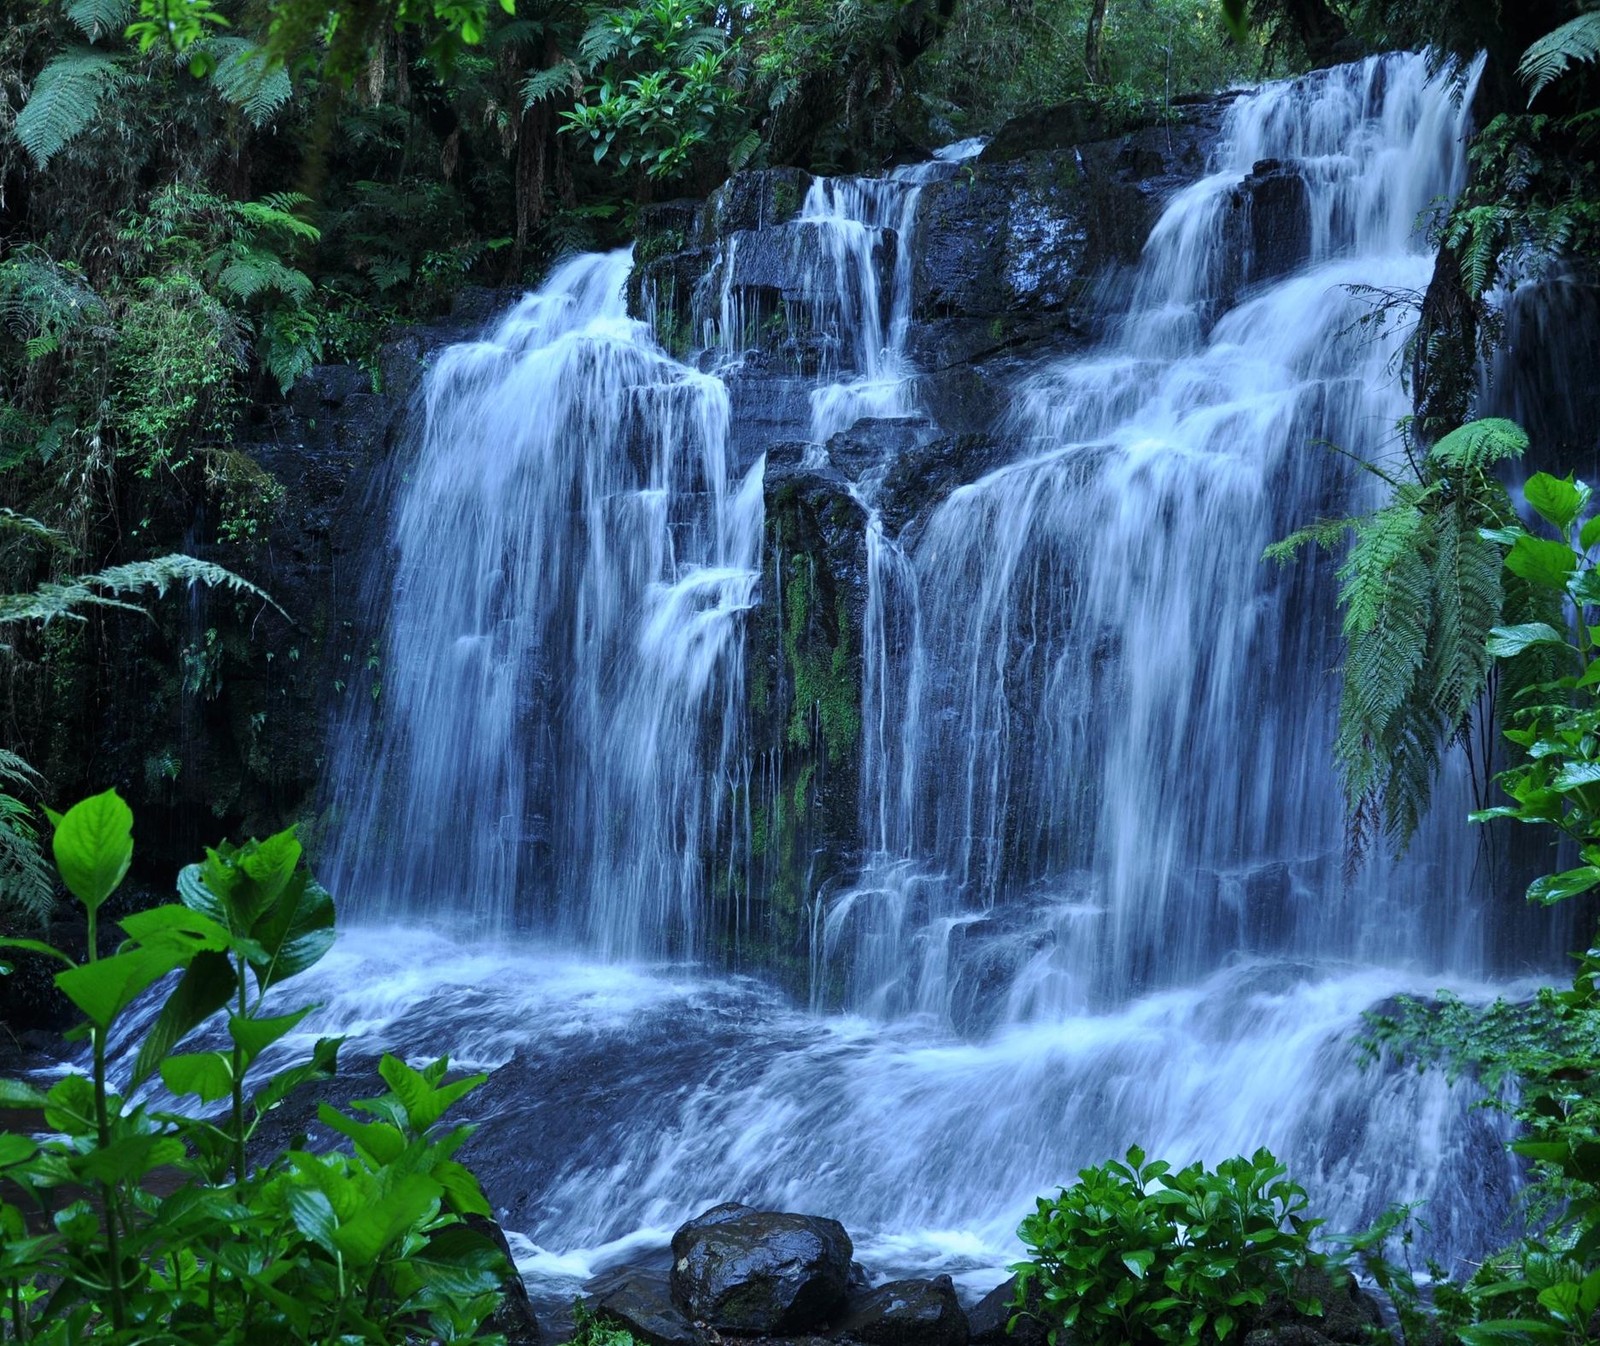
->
1011, 1139, 1324, 1344
0, 790, 512, 1342
1012, 1147, 1324, 1346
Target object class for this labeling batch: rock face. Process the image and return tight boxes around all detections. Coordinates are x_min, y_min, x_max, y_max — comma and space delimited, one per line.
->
591, 1267, 703, 1346
967, 1274, 1048, 1346
836, 1274, 970, 1346
670, 1203, 855, 1334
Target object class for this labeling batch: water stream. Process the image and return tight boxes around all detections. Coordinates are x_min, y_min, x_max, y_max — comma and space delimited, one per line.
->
306, 53, 1567, 1302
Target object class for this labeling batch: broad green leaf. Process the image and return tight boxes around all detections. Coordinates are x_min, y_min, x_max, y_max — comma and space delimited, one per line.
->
407, 1224, 508, 1297
56, 944, 186, 1028
317, 1103, 406, 1166
286, 1185, 339, 1254
1505, 535, 1578, 590
229, 1006, 314, 1070
330, 1174, 441, 1265
1486, 623, 1570, 658
0, 1134, 37, 1167
1527, 866, 1600, 905
0, 1078, 47, 1108
0, 938, 74, 968
120, 904, 231, 953
132, 949, 236, 1085
74, 1133, 185, 1185
1122, 1249, 1154, 1279
1525, 473, 1590, 532
1460, 1321, 1567, 1346
44, 1074, 96, 1135
1553, 762, 1600, 791
252, 1036, 341, 1115
177, 861, 226, 924
378, 1054, 486, 1134
1221, 0, 1248, 40
49, 789, 133, 913
436, 1158, 492, 1217
247, 870, 334, 993
161, 1051, 234, 1103
1582, 514, 1600, 551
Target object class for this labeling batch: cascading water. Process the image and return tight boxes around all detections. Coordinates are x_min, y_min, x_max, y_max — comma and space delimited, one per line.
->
322, 250, 763, 957
299, 52, 1563, 1307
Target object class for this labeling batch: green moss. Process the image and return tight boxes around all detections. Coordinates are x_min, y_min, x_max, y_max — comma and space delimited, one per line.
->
634, 227, 686, 267
770, 179, 799, 223
781, 553, 860, 766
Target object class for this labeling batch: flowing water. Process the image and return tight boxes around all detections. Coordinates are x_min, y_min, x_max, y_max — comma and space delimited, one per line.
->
304, 53, 1570, 1300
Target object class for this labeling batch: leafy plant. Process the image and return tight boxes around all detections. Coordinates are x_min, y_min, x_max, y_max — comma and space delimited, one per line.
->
0, 790, 512, 1342
1521, 14, 1600, 103
1012, 1147, 1324, 1346
1266, 418, 1538, 861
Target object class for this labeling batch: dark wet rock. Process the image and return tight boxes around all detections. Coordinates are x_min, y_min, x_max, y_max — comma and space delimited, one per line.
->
1231, 159, 1312, 291
468, 1213, 542, 1346
670, 1203, 854, 1334
590, 1267, 703, 1346
826, 417, 938, 481
968, 1275, 1048, 1346
701, 168, 816, 240
836, 1274, 969, 1346
1247, 1268, 1385, 1346
946, 914, 1054, 1039
878, 433, 1007, 537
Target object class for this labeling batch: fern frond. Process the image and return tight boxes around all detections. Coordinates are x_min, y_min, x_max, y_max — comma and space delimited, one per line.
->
0, 797, 54, 927
1337, 502, 1430, 637
1262, 516, 1354, 564
1429, 417, 1529, 472
0, 508, 70, 550
521, 60, 579, 107
578, 14, 624, 66
216, 248, 314, 304
1425, 506, 1502, 731
13, 48, 128, 169
0, 554, 285, 630
206, 37, 293, 127
65, 0, 130, 42
1520, 14, 1600, 102
238, 195, 320, 243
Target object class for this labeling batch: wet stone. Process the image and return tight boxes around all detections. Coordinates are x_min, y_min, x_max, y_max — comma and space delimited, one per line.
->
590, 1267, 704, 1346
835, 1274, 970, 1346
670, 1203, 854, 1335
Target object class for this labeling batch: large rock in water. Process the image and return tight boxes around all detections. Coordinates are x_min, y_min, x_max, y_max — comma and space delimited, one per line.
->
836, 1274, 970, 1346
967, 1274, 1049, 1346
670, 1202, 854, 1333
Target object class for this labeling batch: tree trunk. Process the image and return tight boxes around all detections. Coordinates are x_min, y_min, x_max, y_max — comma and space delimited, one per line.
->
1085, 0, 1108, 84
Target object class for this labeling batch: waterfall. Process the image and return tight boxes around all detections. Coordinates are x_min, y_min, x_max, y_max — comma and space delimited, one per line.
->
305, 54, 1565, 1297
323, 250, 763, 957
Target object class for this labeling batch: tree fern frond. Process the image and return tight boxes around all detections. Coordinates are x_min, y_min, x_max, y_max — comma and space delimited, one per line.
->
1262, 516, 1355, 564
1425, 507, 1502, 731
237, 194, 320, 243
0, 797, 54, 927
0, 509, 70, 549
521, 61, 579, 107
0, 555, 285, 630
1520, 13, 1600, 102
578, 14, 625, 66
1337, 501, 1430, 637
64, 0, 130, 42
13, 48, 128, 169
1429, 417, 1529, 472
205, 37, 293, 127
216, 248, 314, 304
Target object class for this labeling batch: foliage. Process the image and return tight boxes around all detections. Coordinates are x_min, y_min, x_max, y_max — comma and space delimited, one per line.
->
1012, 1146, 1324, 1346
1521, 14, 1600, 103
0, 554, 279, 632
0, 751, 53, 929
0, 790, 511, 1342
1265, 418, 1538, 861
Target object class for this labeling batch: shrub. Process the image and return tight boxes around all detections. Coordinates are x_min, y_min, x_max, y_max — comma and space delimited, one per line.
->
1012, 1146, 1325, 1346
0, 789, 512, 1343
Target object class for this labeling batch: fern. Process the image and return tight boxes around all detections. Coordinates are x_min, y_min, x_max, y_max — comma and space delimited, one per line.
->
0, 751, 53, 928
1520, 13, 1600, 102
13, 48, 128, 169
0, 555, 283, 633
578, 14, 626, 66
1272, 419, 1534, 860
216, 248, 314, 304
237, 194, 321, 243
521, 61, 579, 107
64, 0, 130, 42
205, 37, 293, 127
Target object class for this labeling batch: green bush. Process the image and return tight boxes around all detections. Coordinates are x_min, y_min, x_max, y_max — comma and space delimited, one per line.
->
0, 790, 512, 1343
1012, 1147, 1325, 1346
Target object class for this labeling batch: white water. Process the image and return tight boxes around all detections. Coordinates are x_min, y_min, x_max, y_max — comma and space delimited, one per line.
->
309, 54, 1564, 1298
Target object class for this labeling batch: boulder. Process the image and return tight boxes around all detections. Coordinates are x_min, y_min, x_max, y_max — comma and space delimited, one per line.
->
967, 1274, 1049, 1346
590, 1267, 703, 1346
836, 1274, 970, 1346
669, 1202, 854, 1334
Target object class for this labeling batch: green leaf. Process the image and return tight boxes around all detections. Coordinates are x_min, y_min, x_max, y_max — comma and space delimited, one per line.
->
318, 1103, 406, 1166
330, 1174, 441, 1265
0, 938, 75, 968
1525, 473, 1590, 532
120, 904, 231, 954
1505, 535, 1578, 591
160, 1050, 234, 1103
1460, 1322, 1567, 1346
177, 861, 226, 924
1431, 418, 1530, 470
408, 1224, 509, 1297
49, 788, 132, 913
132, 949, 236, 1085
229, 1005, 313, 1070
286, 1185, 339, 1254
1122, 1249, 1155, 1279
74, 1132, 185, 1185
1486, 623, 1570, 658
1221, 0, 1248, 40
247, 870, 334, 993
0, 1078, 47, 1108
1581, 514, 1600, 552
0, 1134, 37, 1166
1553, 762, 1600, 791
252, 1035, 341, 1115
1527, 866, 1600, 905
56, 944, 185, 1028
